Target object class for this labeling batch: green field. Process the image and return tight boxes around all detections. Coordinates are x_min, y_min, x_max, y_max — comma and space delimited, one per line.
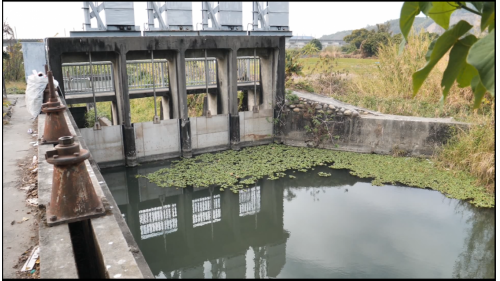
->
299, 57, 379, 76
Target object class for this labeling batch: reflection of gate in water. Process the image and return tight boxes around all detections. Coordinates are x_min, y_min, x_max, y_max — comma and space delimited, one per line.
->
239, 186, 261, 216
193, 194, 221, 227
139, 204, 178, 240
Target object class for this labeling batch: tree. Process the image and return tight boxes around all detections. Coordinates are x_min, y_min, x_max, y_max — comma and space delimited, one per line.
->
301, 42, 320, 56
310, 38, 323, 50
361, 32, 391, 57
2, 21, 24, 81
343, 28, 371, 49
400, 2, 495, 108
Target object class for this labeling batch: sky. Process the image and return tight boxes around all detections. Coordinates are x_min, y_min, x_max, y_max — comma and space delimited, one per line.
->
2, 2, 404, 39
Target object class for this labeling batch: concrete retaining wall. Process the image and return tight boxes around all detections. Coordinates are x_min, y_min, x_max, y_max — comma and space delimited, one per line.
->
281, 92, 469, 156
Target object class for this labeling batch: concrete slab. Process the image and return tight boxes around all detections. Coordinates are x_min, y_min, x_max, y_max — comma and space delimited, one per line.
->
137, 120, 181, 158
81, 125, 125, 164
37, 110, 79, 279
2, 95, 42, 278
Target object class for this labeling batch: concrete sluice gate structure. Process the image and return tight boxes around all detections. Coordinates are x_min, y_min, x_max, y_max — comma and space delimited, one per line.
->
39, 28, 467, 280
48, 36, 284, 168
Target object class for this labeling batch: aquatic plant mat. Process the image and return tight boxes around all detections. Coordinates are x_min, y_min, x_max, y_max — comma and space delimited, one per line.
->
139, 144, 493, 208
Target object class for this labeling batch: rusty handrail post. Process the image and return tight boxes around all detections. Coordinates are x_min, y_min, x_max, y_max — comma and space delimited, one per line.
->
45, 136, 105, 226
41, 71, 72, 144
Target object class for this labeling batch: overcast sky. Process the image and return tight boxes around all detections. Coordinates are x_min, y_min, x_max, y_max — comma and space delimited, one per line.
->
3, 2, 404, 39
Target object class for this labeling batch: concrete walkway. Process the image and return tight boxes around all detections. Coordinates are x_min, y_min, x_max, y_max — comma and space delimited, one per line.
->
3, 95, 38, 278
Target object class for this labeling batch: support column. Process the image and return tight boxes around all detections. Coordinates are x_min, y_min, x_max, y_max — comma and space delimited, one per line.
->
111, 101, 119, 125
114, 51, 137, 166
247, 89, 261, 109
47, 53, 64, 99
274, 38, 287, 142
161, 96, 170, 120
170, 50, 192, 158
207, 92, 217, 116
227, 49, 240, 151
259, 50, 276, 110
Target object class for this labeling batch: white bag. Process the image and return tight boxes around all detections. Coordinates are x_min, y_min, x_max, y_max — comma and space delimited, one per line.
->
25, 70, 59, 119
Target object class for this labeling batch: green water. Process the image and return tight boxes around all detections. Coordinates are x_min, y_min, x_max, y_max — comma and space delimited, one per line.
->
102, 161, 494, 279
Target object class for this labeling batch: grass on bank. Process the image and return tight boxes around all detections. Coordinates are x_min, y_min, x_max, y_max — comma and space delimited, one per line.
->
291, 30, 494, 194
5, 80, 27, 95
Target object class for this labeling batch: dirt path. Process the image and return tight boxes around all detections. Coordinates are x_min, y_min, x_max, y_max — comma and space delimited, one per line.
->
2, 95, 39, 278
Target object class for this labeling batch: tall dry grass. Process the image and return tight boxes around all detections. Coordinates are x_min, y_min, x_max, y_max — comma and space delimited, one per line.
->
326, 29, 495, 193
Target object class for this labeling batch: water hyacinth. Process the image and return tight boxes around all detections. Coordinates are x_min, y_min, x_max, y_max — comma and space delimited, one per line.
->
138, 144, 494, 208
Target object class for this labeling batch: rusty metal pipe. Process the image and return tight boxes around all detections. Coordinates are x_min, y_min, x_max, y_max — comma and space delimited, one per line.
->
41, 71, 72, 144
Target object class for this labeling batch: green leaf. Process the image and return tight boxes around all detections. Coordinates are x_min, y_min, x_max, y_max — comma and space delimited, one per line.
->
425, 39, 438, 62
400, 2, 420, 41
441, 35, 477, 99
471, 75, 487, 109
467, 31, 495, 95
456, 63, 478, 88
470, 2, 483, 13
413, 21, 472, 96
428, 2, 456, 30
418, 2, 433, 16
481, 2, 495, 32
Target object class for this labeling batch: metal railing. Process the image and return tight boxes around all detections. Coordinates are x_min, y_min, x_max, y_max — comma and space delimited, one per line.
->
237, 57, 260, 83
62, 62, 114, 94
62, 57, 260, 95
127, 60, 169, 90
192, 194, 221, 227
139, 204, 178, 240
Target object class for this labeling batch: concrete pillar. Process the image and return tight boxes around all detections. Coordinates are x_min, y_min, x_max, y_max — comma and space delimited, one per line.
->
274, 38, 287, 141
161, 96, 170, 120
227, 49, 240, 150
215, 54, 229, 115
111, 101, 119, 125
207, 92, 217, 116
168, 50, 192, 158
247, 89, 260, 109
259, 50, 277, 110
113, 51, 137, 166
47, 53, 64, 99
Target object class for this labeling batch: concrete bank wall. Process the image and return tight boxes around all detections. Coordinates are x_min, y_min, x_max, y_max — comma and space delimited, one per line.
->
37, 98, 154, 278
279, 91, 469, 156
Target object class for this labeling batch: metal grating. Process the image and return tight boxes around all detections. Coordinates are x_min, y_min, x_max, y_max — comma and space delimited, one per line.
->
139, 204, 178, 240
192, 194, 221, 227
239, 186, 261, 216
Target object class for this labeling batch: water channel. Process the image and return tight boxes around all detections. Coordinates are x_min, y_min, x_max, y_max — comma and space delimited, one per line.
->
102, 160, 494, 279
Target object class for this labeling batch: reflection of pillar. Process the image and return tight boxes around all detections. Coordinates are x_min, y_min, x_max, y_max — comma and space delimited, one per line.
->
177, 189, 194, 251
181, 263, 204, 278
266, 242, 286, 278
225, 253, 246, 278
221, 190, 241, 241
126, 167, 142, 247
210, 258, 225, 278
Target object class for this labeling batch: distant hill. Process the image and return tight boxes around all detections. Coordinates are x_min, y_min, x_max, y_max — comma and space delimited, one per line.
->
320, 17, 433, 40
320, 7, 481, 40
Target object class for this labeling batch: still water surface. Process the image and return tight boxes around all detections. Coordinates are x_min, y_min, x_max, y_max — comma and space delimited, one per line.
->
102, 161, 494, 279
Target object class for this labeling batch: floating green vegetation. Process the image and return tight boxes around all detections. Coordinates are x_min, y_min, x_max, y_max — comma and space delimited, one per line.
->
318, 172, 331, 177
138, 144, 494, 208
